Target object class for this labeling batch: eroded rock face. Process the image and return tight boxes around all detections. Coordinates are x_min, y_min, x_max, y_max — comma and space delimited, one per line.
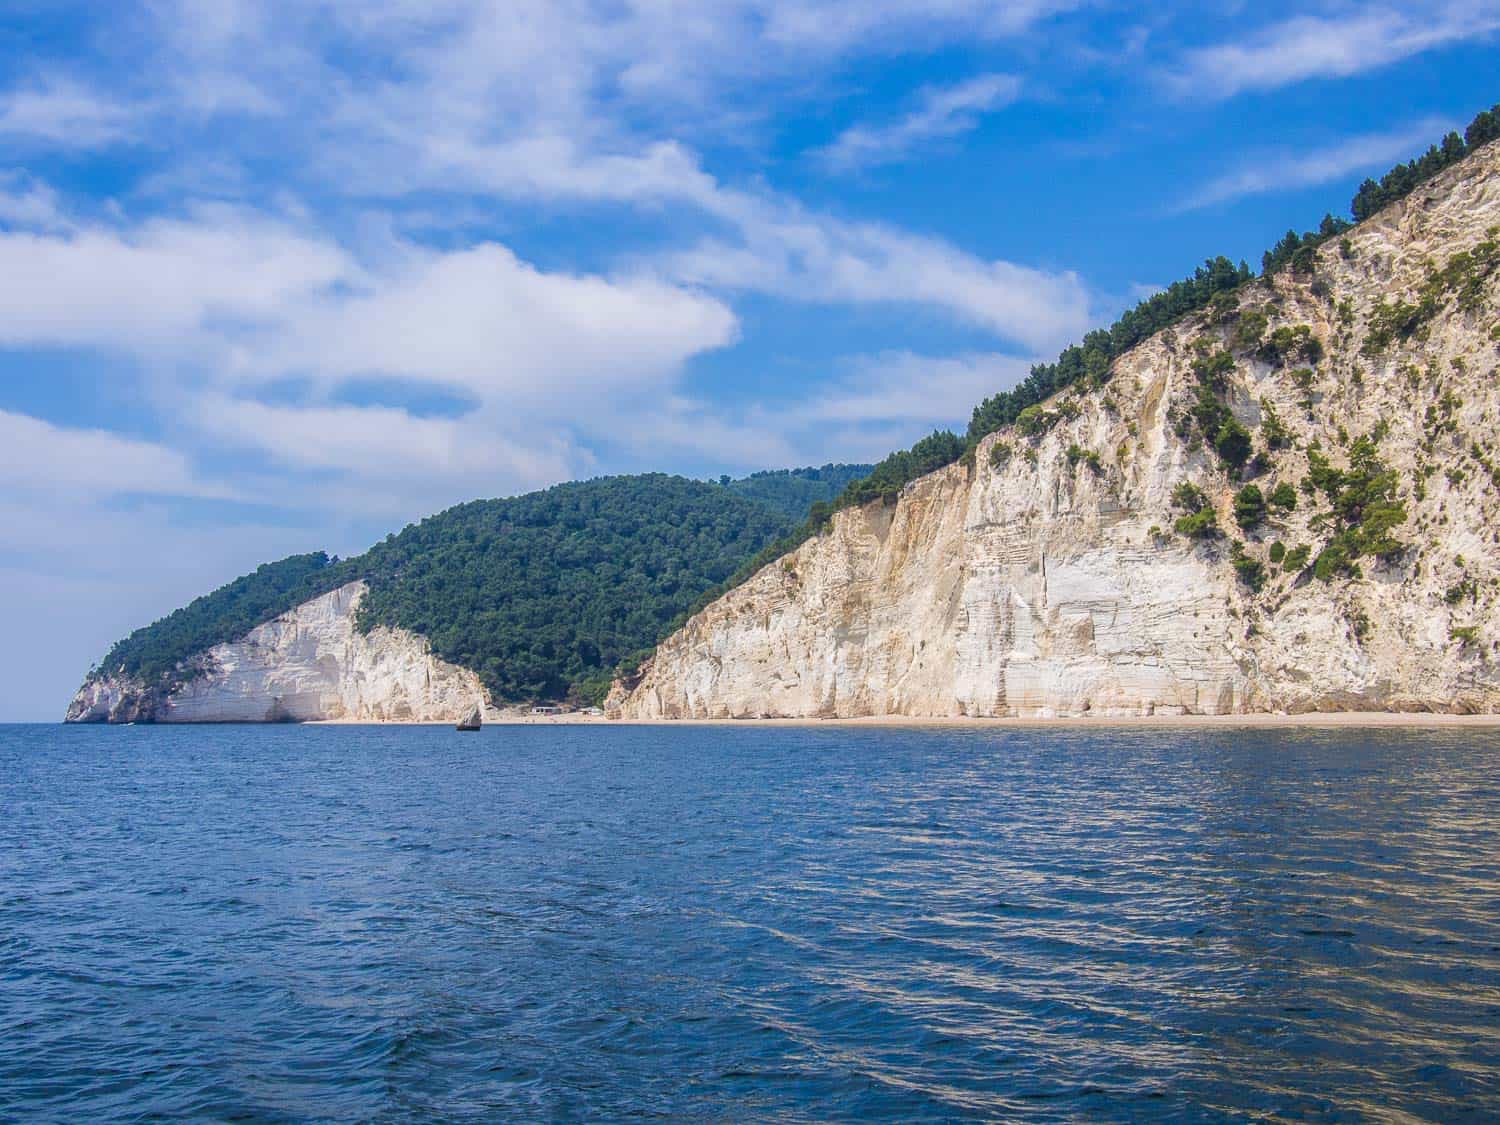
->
618, 143, 1500, 719
67, 582, 487, 723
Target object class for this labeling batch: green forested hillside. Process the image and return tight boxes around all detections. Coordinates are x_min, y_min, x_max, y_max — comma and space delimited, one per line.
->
89, 466, 865, 705
721, 463, 872, 519
352, 475, 791, 703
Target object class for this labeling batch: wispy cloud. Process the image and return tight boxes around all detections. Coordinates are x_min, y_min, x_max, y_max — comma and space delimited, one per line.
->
1165, 4, 1500, 100
0, 172, 70, 232
818, 73, 1022, 171
1174, 119, 1450, 211
0, 208, 350, 352
658, 190, 1091, 353
0, 76, 140, 146
0, 410, 192, 496
804, 351, 1033, 427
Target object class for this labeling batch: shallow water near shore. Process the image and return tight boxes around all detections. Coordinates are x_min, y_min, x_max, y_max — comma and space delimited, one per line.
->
2, 723, 1498, 1121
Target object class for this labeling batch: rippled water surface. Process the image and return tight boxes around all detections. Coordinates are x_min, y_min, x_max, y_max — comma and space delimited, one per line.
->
3, 723, 1500, 1121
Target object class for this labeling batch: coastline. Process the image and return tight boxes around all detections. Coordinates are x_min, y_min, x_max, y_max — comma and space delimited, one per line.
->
303, 711, 1500, 729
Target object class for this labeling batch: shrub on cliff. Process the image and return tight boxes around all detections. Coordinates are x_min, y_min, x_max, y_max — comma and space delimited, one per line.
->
1259, 398, 1293, 450
1306, 438, 1408, 581
1231, 542, 1266, 591
1233, 485, 1266, 530
1174, 509, 1220, 539
1172, 481, 1209, 513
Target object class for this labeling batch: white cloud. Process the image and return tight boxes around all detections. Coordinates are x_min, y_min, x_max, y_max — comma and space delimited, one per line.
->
0, 198, 736, 395
0, 409, 220, 499
660, 194, 1091, 352
819, 73, 1023, 171
0, 76, 141, 146
264, 242, 737, 400
188, 395, 576, 490
140, 0, 1071, 172
1175, 119, 1453, 211
0, 4, 1093, 350
1166, 5, 1500, 100
758, 0, 1077, 52
0, 172, 69, 231
0, 209, 350, 352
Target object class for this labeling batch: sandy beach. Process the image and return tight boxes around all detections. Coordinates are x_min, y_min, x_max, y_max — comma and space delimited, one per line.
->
309, 711, 1500, 729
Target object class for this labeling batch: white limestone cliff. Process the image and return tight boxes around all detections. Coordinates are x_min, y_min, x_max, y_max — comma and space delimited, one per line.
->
616, 143, 1500, 719
68, 582, 487, 723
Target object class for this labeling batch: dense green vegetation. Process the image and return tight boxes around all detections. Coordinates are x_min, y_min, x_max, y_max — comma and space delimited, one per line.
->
90, 466, 871, 705
725, 103, 1500, 591
1170, 481, 1220, 539
93, 553, 355, 688
1233, 485, 1266, 530
1282, 544, 1311, 573
720, 463, 872, 518
1230, 541, 1266, 592
352, 476, 793, 704
1302, 438, 1408, 581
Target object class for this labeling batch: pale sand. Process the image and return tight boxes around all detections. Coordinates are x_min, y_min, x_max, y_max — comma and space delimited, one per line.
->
309, 711, 1500, 728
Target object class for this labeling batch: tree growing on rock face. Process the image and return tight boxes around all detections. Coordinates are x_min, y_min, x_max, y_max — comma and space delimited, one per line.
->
1172, 481, 1220, 539
1258, 398, 1293, 450
1172, 481, 1209, 513
1234, 484, 1266, 530
1214, 417, 1253, 470
1305, 437, 1409, 581
1231, 541, 1266, 591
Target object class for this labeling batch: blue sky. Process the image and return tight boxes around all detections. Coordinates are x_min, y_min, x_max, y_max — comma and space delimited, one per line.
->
1, 0, 1497, 719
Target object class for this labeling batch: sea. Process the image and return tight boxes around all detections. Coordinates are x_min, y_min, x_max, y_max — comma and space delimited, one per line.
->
1, 722, 1498, 1121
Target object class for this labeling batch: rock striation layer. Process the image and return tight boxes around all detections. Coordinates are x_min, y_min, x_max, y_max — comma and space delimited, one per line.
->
617, 143, 1500, 719
68, 582, 487, 723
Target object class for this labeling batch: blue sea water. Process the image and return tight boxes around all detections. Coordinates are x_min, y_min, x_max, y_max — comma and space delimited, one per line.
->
1, 723, 1498, 1122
